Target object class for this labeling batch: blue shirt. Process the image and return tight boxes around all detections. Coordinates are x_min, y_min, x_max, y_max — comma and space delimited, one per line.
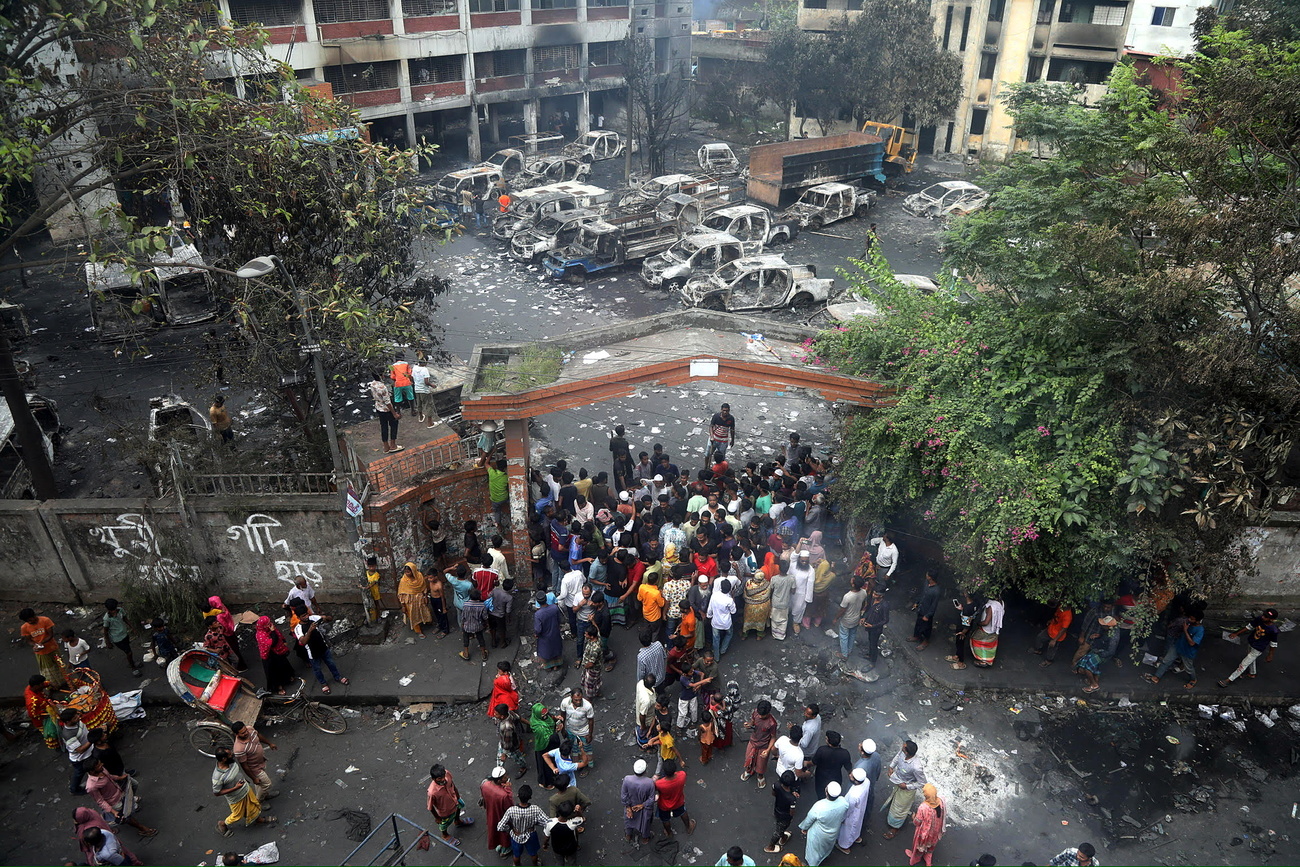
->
1176, 623, 1205, 659
715, 856, 755, 866
446, 573, 473, 610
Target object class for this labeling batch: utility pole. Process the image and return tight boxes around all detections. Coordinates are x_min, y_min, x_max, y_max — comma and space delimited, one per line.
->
0, 326, 56, 499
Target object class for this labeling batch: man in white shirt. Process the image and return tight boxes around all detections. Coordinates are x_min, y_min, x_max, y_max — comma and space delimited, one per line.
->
831, 576, 870, 657
561, 688, 596, 766
707, 578, 737, 657
557, 568, 586, 639
283, 576, 318, 616
769, 725, 805, 783
875, 533, 899, 581
411, 357, 435, 426
488, 535, 511, 584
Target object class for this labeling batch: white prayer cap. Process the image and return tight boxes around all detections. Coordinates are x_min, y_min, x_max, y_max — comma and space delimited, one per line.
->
851, 768, 867, 782
825, 781, 842, 798
861, 738, 876, 754
490, 766, 507, 780
633, 759, 648, 775
620, 491, 630, 501
654, 474, 664, 482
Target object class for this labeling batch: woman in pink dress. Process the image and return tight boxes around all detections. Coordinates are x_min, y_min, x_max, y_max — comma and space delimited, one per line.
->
906, 784, 946, 866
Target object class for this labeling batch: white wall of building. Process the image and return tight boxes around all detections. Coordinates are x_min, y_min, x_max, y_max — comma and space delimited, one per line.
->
1125, 0, 1207, 55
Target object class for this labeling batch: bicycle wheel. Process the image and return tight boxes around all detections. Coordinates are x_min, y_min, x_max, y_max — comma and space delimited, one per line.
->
303, 701, 347, 735
189, 723, 234, 757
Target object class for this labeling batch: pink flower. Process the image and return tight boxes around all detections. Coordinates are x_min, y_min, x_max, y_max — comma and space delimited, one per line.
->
1036, 426, 1051, 437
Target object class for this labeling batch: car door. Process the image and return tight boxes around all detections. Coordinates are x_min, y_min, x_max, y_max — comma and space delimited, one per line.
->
757, 268, 792, 307
728, 268, 764, 309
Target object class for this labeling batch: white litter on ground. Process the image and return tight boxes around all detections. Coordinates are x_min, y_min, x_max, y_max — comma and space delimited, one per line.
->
902, 726, 1020, 827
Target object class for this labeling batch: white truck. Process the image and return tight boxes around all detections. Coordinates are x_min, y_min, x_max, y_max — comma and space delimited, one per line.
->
680, 254, 834, 312
698, 203, 797, 247
491, 182, 609, 240
640, 231, 748, 289
562, 130, 628, 162
617, 173, 737, 211
509, 209, 605, 262
779, 182, 876, 231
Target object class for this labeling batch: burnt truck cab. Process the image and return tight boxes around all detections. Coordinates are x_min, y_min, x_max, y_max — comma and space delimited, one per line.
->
433, 165, 506, 205
492, 182, 608, 240
510, 209, 604, 262
84, 231, 216, 341
680, 254, 834, 312
562, 130, 628, 162
641, 231, 747, 288
699, 203, 795, 247
0, 393, 59, 499
698, 142, 741, 175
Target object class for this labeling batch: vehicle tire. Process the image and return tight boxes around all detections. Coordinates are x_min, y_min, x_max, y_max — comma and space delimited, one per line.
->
790, 292, 815, 312
304, 701, 348, 735
856, 203, 873, 217
664, 278, 686, 293
189, 723, 234, 757
806, 217, 823, 232
768, 232, 787, 247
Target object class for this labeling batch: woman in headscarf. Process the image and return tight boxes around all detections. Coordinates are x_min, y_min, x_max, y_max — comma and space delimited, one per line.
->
804, 556, 836, 629
769, 560, 795, 641
529, 703, 557, 787
580, 623, 604, 699
906, 784, 946, 866
255, 615, 295, 695
740, 569, 773, 640
798, 781, 851, 866
74, 807, 142, 866
204, 614, 237, 667
804, 530, 827, 567
207, 595, 248, 670
397, 562, 433, 639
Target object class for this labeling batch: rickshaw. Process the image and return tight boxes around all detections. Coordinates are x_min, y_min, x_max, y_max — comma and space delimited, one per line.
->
167, 648, 345, 756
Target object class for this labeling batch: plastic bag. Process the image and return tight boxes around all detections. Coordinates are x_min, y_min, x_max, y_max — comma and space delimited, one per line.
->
109, 689, 145, 721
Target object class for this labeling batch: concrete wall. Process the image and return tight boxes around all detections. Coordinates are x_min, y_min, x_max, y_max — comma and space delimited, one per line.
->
1241, 517, 1300, 606
0, 496, 361, 606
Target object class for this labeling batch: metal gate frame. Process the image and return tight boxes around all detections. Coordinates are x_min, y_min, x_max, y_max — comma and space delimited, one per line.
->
341, 813, 484, 867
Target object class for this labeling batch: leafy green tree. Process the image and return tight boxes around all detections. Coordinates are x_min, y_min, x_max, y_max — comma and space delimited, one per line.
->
818, 30, 1300, 607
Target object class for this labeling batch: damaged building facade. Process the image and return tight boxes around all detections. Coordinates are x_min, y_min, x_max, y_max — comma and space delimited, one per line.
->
794, 0, 1220, 160
224, 0, 692, 161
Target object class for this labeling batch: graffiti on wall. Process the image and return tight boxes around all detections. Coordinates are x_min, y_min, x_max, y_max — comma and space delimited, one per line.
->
89, 512, 200, 584
226, 513, 326, 588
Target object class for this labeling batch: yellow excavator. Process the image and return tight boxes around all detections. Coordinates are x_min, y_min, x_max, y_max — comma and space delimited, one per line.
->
860, 121, 918, 177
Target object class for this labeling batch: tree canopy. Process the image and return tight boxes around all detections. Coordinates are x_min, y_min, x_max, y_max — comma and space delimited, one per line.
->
816, 29, 1300, 607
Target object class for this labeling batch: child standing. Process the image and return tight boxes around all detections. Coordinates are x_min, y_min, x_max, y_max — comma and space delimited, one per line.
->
148, 618, 178, 666
61, 629, 92, 672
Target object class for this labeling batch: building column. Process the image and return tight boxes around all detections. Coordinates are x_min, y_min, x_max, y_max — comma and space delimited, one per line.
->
487, 104, 501, 146
502, 418, 533, 584
524, 99, 538, 135
578, 91, 591, 135
468, 105, 483, 161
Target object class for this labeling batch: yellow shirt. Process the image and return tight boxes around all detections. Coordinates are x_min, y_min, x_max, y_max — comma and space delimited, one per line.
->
658, 731, 677, 760
365, 569, 381, 601
638, 584, 665, 622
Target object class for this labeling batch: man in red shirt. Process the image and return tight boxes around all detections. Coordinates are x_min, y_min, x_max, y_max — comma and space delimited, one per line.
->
653, 758, 695, 835
705, 403, 736, 465
472, 554, 501, 602
741, 699, 779, 789
427, 763, 475, 845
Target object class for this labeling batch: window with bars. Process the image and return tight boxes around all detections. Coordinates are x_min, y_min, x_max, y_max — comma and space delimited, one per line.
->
474, 49, 526, 77
589, 0, 628, 6
403, 0, 457, 12
587, 41, 619, 65
323, 60, 400, 93
313, 0, 389, 23
410, 55, 464, 83
468, 0, 519, 11
1089, 2, 1126, 24
191, 1, 221, 28
533, 0, 577, 8
534, 44, 580, 71
228, 0, 303, 26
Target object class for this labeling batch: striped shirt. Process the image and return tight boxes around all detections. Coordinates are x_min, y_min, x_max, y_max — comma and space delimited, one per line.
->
636, 640, 667, 686
497, 804, 549, 842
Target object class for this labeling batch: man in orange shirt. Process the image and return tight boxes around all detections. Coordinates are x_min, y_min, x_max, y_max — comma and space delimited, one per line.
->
389, 356, 415, 409
18, 608, 66, 688
638, 574, 667, 643
1032, 602, 1074, 667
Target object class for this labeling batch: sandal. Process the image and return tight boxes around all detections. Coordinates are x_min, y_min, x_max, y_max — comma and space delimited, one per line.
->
883, 829, 899, 840
1217, 679, 1230, 688
1038, 661, 1053, 668
337, 677, 349, 685
951, 662, 967, 670
944, 655, 959, 662
137, 827, 158, 838
216, 821, 233, 838
255, 815, 277, 824
1142, 674, 1159, 684
1083, 684, 1099, 693
321, 685, 332, 694
458, 650, 471, 661
1184, 680, 1197, 689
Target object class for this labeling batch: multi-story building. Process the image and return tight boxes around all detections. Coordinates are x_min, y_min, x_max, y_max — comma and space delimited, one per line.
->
794, 0, 1212, 161
222, 0, 693, 161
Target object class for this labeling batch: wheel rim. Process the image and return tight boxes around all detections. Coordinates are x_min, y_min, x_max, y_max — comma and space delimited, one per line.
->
305, 701, 347, 735
190, 724, 233, 757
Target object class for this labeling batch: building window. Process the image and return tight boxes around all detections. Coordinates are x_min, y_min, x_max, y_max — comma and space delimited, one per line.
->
228, 0, 303, 26
979, 51, 997, 78
988, 0, 1005, 22
323, 60, 400, 93
468, 0, 519, 10
589, 0, 629, 6
533, 0, 577, 8
410, 55, 464, 83
404, 0, 457, 13
313, 0, 388, 23
803, 0, 828, 8
942, 5, 953, 49
1027, 54, 1044, 80
588, 40, 619, 64
1037, 0, 1054, 24
534, 44, 580, 71
846, 0, 863, 9
1150, 5, 1175, 24
1046, 57, 1113, 83
958, 5, 972, 50
474, 49, 526, 77
1058, 1, 1126, 25
970, 107, 987, 136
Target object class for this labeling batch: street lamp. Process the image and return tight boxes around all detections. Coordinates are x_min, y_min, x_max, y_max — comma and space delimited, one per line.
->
235, 255, 347, 509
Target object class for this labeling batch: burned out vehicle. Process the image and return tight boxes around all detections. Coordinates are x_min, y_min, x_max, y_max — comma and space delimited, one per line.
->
492, 182, 609, 240
698, 142, 741, 175
433, 165, 505, 206
640, 231, 747, 288
680, 255, 834, 311
84, 231, 217, 340
699, 203, 796, 247
827, 273, 939, 321
0, 393, 59, 499
617, 174, 735, 211
509, 209, 604, 262
562, 130, 628, 162
514, 154, 592, 188
779, 182, 875, 231
903, 180, 989, 218
542, 198, 707, 281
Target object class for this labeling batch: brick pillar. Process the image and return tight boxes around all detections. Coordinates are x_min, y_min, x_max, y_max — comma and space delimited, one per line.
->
503, 417, 533, 586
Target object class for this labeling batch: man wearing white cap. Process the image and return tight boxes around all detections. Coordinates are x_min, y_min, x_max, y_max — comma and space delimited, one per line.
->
789, 551, 815, 635
799, 780, 850, 866
836, 767, 870, 854
480, 766, 514, 858
855, 738, 883, 833
621, 764, 660, 842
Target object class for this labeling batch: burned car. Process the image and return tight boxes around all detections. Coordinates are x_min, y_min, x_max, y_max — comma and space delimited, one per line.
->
902, 180, 989, 218
680, 255, 833, 311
